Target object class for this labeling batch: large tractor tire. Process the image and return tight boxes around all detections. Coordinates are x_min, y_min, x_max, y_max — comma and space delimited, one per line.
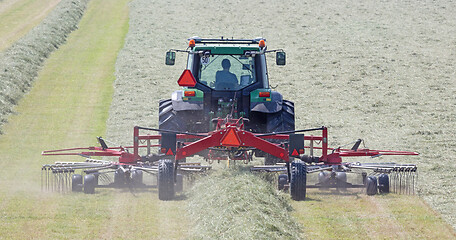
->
290, 160, 307, 201
264, 100, 295, 165
159, 99, 185, 132
158, 159, 175, 200
266, 100, 295, 133
159, 99, 205, 132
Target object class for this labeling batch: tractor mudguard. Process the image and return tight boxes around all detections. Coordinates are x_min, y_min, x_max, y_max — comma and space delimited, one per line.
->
250, 90, 282, 113
171, 90, 204, 111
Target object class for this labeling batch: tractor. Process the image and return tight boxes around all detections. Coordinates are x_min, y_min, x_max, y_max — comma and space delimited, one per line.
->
161, 37, 292, 165
41, 37, 418, 201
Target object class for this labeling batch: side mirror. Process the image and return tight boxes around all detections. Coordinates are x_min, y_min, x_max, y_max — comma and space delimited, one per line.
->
276, 52, 286, 65
165, 51, 176, 65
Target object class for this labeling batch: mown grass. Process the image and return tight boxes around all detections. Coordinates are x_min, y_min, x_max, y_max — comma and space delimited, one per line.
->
0, 0, 136, 238
0, 0, 61, 51
0, 0, 89, 133
188, 167, 302, 240
293, 189, 456, 239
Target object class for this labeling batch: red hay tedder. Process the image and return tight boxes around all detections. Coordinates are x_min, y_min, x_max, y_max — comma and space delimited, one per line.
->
42, 37, 418, 200
42, 118, 418, 200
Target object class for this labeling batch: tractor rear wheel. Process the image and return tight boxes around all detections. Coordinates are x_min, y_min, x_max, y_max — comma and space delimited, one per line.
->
72, 174, 83, 192
264, 100, 295, 165
159, 99, 205, 132
158, 159, 175, 200
83, 174, 96, 194
366, 176, 378, 195
266, 100, 295, 133
290, 160, 307, 200
159, 99, 185, 132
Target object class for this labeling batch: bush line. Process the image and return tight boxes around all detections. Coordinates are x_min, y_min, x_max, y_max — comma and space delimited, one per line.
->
0, 0, 90, 132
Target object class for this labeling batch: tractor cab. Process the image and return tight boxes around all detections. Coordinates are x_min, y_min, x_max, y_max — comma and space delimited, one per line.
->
162, 37, 291, 135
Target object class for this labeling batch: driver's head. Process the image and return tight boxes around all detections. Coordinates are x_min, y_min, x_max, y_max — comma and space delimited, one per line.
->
221, 59, 231, 70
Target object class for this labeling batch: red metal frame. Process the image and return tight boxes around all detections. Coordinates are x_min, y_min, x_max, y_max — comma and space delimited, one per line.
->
43, 120, 418, 165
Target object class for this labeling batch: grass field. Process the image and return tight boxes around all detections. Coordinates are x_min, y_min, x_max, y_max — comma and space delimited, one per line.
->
0, 0, 61, 51
1, 0, 455, 238
0, 0, 136, 238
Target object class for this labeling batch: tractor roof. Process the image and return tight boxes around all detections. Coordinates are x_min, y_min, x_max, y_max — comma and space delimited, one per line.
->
189, 36, 264, 54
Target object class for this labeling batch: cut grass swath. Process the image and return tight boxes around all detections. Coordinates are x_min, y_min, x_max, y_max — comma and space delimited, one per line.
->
0, 0, 61, 51
0, 0, 131, 238
188, 167, 302, 240
0, 0, 89, 133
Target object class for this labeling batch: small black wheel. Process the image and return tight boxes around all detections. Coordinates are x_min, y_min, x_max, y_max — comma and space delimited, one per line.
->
336, 172, 347, 189
290, 160, 307, 200
158, 159, 175, 200
318, 171, 329, 184
84, 174, 96, 194
278, 174, 288, 191
131, 170, 143, 187
72, 174, 83, 192
378, 174, 390, 193
366, 176, 378, 196
114, 169, 125, 187
175, 174, 184, 193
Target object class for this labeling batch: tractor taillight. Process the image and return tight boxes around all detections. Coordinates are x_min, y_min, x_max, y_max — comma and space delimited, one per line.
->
259, 92, 270, 98
184, 91, 196, 97
189, 39, 196, 47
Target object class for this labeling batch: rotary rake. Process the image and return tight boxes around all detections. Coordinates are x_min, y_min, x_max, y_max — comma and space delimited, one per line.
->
41, 117, 418, 200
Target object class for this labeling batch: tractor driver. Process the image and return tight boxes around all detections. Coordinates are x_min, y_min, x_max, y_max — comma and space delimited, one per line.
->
215, 59, 238, 90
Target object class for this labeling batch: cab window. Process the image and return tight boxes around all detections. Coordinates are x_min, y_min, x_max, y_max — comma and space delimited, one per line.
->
197, 55, 256, 91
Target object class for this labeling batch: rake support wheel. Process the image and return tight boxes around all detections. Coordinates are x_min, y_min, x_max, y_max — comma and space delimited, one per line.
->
378, 174, 390, 193
158, 159, 175, 200
83, 174, 96, 194
290, 160, 307, 200
366, 176, 378, 196
72, 174, 83, 192
278, 174, 288, 191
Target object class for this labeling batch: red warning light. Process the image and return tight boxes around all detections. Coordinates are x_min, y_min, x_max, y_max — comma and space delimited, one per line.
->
177, 69, 197, 87
221, 129, 241, 147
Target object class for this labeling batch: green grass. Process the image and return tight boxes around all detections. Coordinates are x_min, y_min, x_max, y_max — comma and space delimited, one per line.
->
0, 0, 61, 51
292, 189, 456, 239
0, 0, 136, 238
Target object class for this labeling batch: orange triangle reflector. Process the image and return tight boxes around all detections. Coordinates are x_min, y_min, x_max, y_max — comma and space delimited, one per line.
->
177, 69, 197, 87
166, 148, 174, 155
221, 129, 241, 147
292, 149, 299, 156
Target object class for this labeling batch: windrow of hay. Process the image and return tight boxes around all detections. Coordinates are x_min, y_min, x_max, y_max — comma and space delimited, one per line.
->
0, 0, 89, 132
188, 168, 302, 240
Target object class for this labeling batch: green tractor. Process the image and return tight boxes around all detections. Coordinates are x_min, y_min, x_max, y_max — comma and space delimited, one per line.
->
161, 37, 293, 164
